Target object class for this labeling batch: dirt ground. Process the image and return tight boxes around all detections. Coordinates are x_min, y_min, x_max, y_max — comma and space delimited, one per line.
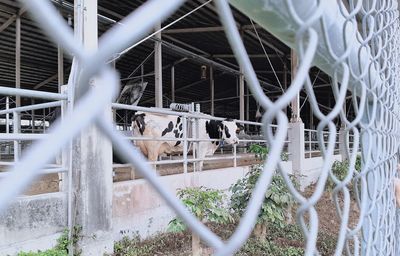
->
302, 185, 360, 237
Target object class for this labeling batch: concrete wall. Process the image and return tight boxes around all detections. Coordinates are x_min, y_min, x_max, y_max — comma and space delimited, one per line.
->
0, 192, 67, 255
1, 156, 340, 254
112, 166, 250, 241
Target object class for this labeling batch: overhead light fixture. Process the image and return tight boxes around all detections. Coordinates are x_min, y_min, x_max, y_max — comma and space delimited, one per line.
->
201, 65, 207, 80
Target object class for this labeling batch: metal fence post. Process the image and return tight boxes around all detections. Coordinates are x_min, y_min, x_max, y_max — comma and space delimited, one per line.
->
183, 116, 188, 173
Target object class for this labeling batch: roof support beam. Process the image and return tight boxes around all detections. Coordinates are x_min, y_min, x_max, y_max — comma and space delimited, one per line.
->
211, 54, 282, 58
0, 7, 27, 34
33, 73, 58, 89
163, 24, 263, 34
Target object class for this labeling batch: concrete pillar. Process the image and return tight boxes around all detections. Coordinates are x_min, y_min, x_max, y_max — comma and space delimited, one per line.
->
71, 0, 113, 255
154, 22, 163, 108
283, 63, 288, 116
239, 67, 245, 121
338, 100, 347, 160
171, 66, 175, 102
288, 122, 305, 189
338, 127, 348, 161
290, 50, 302, 122
210, 66, 214, 116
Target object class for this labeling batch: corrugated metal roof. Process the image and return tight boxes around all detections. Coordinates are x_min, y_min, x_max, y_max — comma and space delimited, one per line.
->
0, 0, 335, 121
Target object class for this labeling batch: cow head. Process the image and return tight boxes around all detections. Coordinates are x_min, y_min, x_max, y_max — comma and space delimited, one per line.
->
221, 119, 239, 145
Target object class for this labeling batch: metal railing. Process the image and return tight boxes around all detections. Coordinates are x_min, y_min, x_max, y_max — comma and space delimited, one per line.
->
112, 103, 290, 174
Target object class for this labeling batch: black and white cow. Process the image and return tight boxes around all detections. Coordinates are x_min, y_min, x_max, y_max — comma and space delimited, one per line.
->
132, 112, 239, 169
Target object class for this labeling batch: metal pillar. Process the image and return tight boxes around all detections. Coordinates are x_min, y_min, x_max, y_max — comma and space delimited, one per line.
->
290, 50, 301, 122
246, 85, 249, 128
154, 22, 163, 108
31, 99, 35, 133
171, 65, 175, 102
283, 63, 288, 116
58, 47, 64, 92
71, 0, 113, 254
6, 97, 9, 134
210, 66, 214, 116
239, 67, 245, 121
15, 14, 21, 159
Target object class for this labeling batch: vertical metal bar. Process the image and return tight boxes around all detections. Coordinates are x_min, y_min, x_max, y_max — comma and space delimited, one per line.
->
13, 112, 19, 161
31, 99, 35, 133
171, 66, 175, 102
141, 64, 144, 85
154, 22, 163, 108
42, 110, 46, 132
309, 131, 312, 158
246, 85, 249, 129
283, 63, 288, 116
57, 0, 64, 94
233, 144, 237, 167
182, 116, 187, 173
6, 96, 9, 134
15, 14, 21, 161
290, 50, 301, 122
210, 66, 214, 116
239, 69, 245, 121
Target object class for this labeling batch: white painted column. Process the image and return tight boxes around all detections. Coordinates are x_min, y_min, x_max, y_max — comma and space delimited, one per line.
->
71, 0, 113, 255
338, 100, 347, 160
288, 122, 305, 189
288, 50, 305, 189
290, 50, 301, 122
210, 66, 214, 116
171, 65, 175, 102
154, 22, 163, 108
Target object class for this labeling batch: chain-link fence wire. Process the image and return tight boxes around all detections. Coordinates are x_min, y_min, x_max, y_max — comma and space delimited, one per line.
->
0, 0, 398, 255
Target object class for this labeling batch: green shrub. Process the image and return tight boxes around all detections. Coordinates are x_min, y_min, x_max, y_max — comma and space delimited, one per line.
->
249, 144, 289, 161
230, 165, 294, 228
167, 187, 233, 232
327, 155, 361, 190
113, 235, 154, 256
18, 226, 81, 256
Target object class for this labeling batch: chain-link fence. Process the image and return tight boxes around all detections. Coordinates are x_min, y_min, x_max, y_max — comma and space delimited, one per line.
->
0, 0, 399, 255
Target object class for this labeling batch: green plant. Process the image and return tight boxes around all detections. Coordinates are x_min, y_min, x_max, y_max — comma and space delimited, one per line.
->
238, 238, 304, 256
249, 144, 289, 161
249, 144, 269, 160
17, 226, 82, 256
167, 186, 233, 256
113, 235, 155, 256
168, 187, 233, 232
230, 165, 295, 239
327, 155, 361, 190
17, 230, 69, 256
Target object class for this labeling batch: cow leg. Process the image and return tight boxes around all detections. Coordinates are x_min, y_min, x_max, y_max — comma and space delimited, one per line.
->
198, 147, 207, 171
148, 147, 159, 171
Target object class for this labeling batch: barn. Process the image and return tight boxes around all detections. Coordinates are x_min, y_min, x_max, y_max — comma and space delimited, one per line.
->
0, 0, 398, 255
